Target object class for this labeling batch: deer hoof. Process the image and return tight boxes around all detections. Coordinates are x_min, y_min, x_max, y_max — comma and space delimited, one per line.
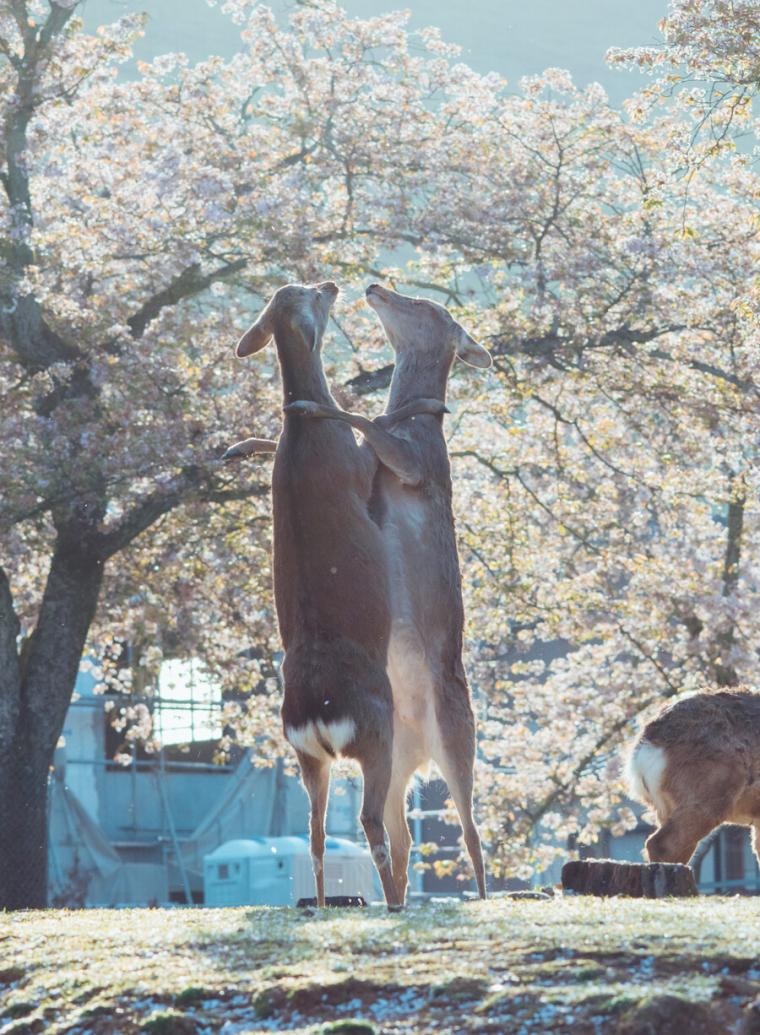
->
221, 446, 244, 462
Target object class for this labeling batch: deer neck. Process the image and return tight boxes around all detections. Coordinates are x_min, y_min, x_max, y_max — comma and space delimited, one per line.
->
276, 334, 335, 406
387, 347, 451, 411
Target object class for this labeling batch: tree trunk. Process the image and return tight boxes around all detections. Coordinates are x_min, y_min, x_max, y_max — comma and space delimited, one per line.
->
0, 533, 104, 909
714, 474, 744, 688
0, 728, 53, 909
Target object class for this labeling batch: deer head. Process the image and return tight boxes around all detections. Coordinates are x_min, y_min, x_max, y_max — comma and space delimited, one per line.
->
237, 281, 339, 358
365, 283, 492, 370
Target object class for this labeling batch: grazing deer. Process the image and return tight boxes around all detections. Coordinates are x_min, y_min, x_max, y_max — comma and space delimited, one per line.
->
627, 687, 760, 868
233, 282, 444, 909
286, 283, 491, 902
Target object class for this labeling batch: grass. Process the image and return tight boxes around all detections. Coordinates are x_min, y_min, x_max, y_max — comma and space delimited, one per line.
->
1, 895, 759, 1033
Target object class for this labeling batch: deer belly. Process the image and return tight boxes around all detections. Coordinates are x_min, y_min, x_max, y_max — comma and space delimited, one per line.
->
387, 627, 435, 740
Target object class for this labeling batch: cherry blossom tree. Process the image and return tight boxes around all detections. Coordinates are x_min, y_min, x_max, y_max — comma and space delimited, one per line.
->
2, 0, 758, 907
607, 0, 759, 149
0, 0, 457, 908
337, 57, 758, 876
398, 70, 760, 877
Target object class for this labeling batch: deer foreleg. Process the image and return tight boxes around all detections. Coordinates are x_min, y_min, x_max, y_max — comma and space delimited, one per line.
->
221, 437, 278, 462
284, 401, 428, 486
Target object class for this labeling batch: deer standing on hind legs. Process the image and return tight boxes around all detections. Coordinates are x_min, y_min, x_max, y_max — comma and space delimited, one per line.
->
233, 282, 444, 910
627, 687, 760, 868
287, 283, 491, 903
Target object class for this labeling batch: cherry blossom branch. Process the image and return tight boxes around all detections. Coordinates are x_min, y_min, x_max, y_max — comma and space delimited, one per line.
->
125, 259, 248, 340
450, 449, 603, 555
3, 1, 77, 217
497, 323, 753, 393
491, 324, 688, 361
38, 3, 79, 49
96, 465, 269, 560
647, 347, 756, 393
524, 621, 682, 829
527, 390, 654, 490
347, 324, 751, 400
0, 0, 81, 372
527, 694, 665, 830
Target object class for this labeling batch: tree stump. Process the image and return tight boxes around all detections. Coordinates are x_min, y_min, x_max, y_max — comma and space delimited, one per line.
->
618, 995, 721, 1035
561, 858, 698, 898
739, 998, 760, 1035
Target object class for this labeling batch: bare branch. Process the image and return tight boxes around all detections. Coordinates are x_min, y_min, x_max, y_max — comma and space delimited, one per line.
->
346, 363, 394, 396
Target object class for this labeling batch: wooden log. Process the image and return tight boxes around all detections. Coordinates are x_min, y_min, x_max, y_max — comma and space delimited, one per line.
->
561, 858, 698, 898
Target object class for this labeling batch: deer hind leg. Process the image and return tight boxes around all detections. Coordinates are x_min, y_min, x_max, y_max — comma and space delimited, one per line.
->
433, 699, 487, 899
298, 751, 331, 907
383, 727, 425, 905
359, 742, 401, 911
383, 781, 413, 906
645, 805, 728, 866
645, 769, 743, 866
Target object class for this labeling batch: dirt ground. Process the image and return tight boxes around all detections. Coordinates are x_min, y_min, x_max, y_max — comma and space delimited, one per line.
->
1, 895, 759, 1034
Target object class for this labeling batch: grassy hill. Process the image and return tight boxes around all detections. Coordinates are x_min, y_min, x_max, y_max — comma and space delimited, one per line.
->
1, 896, 759, 1033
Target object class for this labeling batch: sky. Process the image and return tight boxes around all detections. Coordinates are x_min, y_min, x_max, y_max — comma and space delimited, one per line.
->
81, 0, 667, 106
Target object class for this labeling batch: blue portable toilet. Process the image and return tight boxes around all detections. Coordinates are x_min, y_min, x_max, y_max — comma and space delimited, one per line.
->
203, 836, 377, 906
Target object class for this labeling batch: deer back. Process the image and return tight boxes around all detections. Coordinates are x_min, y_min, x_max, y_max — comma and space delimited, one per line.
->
272, 415, 390, 655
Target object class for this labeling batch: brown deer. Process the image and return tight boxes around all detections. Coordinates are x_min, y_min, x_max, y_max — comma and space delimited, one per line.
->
233, 281, 445, 909
286, 283, 491, 902
627, 687, 760, 868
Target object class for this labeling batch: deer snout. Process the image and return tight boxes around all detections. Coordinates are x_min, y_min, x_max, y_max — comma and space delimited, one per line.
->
366, 283, 394, 307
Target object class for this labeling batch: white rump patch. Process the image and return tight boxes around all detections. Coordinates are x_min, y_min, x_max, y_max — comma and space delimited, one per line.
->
285, 717, 357, 760
626, 740, 667, 816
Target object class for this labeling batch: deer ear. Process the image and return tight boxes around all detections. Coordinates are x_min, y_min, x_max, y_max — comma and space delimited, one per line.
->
455, 327, 492, 369
236, 300, 275, 357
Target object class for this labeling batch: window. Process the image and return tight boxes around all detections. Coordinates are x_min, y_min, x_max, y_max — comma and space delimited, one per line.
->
155, 659, 222, 745
724, 826, 746, 883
